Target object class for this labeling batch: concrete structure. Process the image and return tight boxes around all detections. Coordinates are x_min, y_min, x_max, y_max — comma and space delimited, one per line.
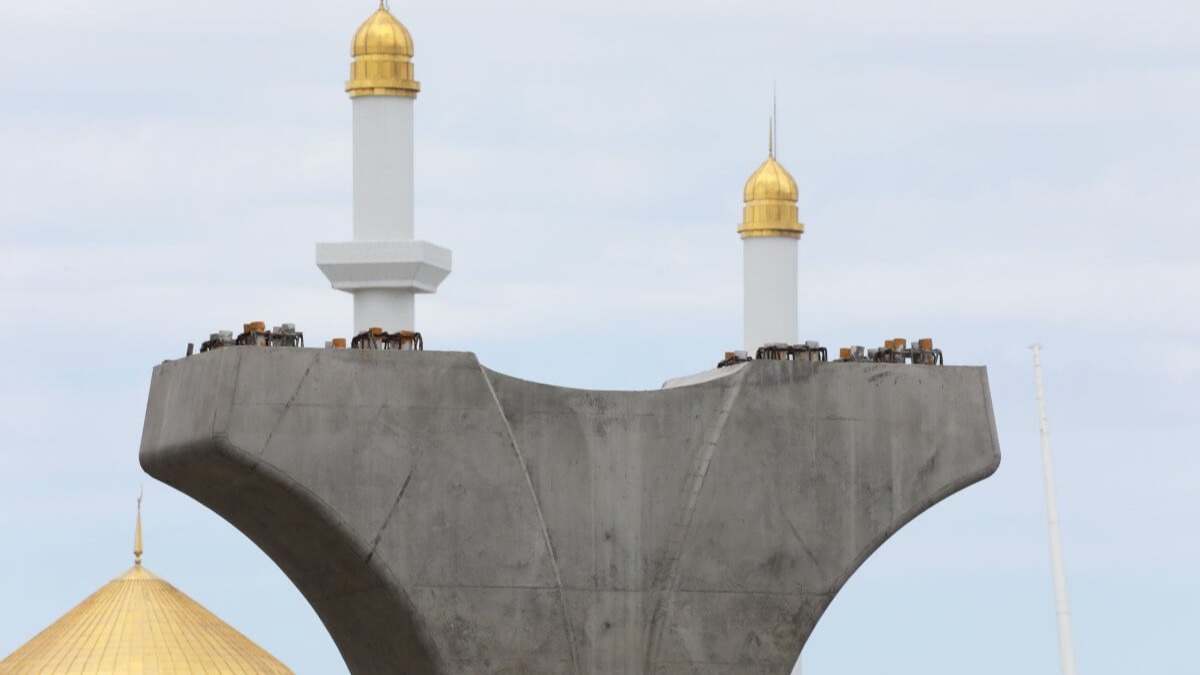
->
140, 348, 1000, 674
316, 5, 451, 334
738, 131, 804, 353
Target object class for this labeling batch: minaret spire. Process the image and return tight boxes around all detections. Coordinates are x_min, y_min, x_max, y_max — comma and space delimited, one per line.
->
134, 488, 144, 566
770, 81, 777, 158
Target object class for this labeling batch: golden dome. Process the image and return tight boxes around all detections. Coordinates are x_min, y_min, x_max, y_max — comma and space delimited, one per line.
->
738, 154, 804, 239
743, 156, 799, 203
0, 501, 293, 674
0, 567, 294, 675
347, 2, 420, 98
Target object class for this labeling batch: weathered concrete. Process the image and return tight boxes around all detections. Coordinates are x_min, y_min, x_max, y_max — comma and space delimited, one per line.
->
139, 348, 1000, 674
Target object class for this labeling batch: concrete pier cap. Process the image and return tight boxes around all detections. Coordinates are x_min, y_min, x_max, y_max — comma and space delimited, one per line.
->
139, 348, 1000, 674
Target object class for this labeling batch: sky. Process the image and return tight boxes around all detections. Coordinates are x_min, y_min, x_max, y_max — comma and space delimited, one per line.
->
1, 0, 1198, 673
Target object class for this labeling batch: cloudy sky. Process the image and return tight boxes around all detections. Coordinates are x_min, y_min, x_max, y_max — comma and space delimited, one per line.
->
1, 0, 1198, 673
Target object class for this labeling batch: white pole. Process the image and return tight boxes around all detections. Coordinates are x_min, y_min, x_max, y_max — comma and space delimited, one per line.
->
1030, 344, 1079, 675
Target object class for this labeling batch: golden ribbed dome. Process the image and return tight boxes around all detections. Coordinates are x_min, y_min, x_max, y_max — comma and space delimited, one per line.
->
0, 567, 293, 675
738, 154, 804, 239
0, 500, 292, 674
347, 2, 420, 98
352, 4, 412, 57
743, 156, 799, 203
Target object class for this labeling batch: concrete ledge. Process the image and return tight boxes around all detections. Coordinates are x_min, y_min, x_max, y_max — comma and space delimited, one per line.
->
140, 348, 1000, 675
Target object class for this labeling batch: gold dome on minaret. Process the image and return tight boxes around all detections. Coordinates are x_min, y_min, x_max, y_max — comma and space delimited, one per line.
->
738, 123, 804, 239
0, 499, 293, 674
346, 1, 420, 98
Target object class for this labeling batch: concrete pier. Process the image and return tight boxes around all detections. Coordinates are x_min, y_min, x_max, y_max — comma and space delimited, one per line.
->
139, 348, 999, 674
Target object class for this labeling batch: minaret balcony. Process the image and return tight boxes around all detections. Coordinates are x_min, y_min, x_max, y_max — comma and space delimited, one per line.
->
316, 240, 451, 293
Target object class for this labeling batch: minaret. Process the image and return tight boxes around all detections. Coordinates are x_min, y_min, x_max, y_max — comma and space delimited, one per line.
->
317, 1, 451, 334
739, 120, 803, 353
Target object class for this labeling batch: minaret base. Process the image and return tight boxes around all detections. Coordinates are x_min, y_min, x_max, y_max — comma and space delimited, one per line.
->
316, 240, 451, 333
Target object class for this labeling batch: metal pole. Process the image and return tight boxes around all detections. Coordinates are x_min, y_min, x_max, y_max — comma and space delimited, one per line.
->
1030, 344, 1079, 675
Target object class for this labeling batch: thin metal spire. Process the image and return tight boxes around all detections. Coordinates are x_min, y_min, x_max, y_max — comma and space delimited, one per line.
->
1030, 344, 1079, 675
134, 488, 144, 566
772, 81, 778, 158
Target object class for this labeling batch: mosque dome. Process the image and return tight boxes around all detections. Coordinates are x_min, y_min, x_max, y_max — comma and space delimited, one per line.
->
347, 2, 420, 98
738, 154, 804, 239
0, 503, 293, 674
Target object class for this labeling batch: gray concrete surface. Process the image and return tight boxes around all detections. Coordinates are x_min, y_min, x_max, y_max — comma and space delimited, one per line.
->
139, 348, 1000, 674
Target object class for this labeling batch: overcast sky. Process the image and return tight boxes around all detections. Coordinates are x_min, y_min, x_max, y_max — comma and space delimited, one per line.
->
1, 0, 1198, 673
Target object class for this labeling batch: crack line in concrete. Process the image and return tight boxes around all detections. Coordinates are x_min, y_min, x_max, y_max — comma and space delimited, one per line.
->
479, 364, 582, 675
779, 499, 822, 571
773, 396, 821, 571
644, 374, 745, 671
213, 350, 245, 439
259, 359, 315, 458
211, 350, 265, 475
366, 459, 415, 564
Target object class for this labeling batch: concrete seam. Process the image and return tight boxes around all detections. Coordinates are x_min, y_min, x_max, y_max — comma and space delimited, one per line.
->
778, 501, 822, 571
891, 438, 903, 524
478, 364, 581, 675
776, 381, 821, 570
211, 351, 261, 474
399, 583, 829, 597
258, 360, 316, 458
644, 374, 745, 671
366, 460, 415, 564
213, 349, 244, 439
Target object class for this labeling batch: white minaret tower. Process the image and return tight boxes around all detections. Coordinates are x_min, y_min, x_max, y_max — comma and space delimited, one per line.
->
739, 121, 803, 353
317, 2, 451, 334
